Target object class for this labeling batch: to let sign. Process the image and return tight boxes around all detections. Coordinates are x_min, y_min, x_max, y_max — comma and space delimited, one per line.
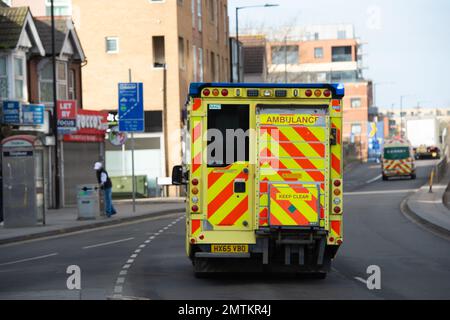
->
57, 100, 77, 133
22, 104, 45, 125
118, 83, 144, 132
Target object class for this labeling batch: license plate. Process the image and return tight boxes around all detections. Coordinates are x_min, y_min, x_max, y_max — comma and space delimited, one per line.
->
211, 244, 248, 253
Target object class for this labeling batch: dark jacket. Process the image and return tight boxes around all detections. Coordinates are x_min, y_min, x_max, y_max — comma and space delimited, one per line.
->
96, 168, 113, 189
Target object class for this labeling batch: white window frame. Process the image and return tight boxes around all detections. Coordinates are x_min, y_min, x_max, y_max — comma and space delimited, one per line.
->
0, 54, 9, 101
198, 47, 203, 82
193, 45, 197, 81
191, 0, 196, 28
38, 59, 68, 105
197, 0, 202, 32
106, 37, 119, 54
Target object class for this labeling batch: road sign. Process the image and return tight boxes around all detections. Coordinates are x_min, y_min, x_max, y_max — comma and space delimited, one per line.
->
57, 100, 78, 133
22, 104, 45, 125
2, 100, 21, 125
118, 83, 144, 132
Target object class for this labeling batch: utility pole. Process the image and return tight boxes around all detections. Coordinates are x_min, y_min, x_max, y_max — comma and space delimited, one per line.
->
51, 0, 60, 209
284, 36, 288, 83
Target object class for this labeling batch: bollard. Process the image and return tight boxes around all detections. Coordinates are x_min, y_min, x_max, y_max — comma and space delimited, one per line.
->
429, 169, 435, 193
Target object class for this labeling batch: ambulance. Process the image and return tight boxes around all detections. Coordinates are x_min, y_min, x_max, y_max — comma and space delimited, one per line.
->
382, 138, 416, 180
172, 83, 345, 278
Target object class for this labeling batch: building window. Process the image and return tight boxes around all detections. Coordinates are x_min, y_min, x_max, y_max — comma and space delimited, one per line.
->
39, 61, 53, 103
351, 123, 362, 135
197, 0, 202, 32
0, 56, 8, 99
177, 0, 183, 5
152, 36, 166, 68
57, 61, 67, 100
14, 56, 25, 100
210, 51, 216, 81
45, 0, 71, 16
208, 0, 216, 24
198, 47, 203, 82
331, 70, 357, 82
178, 37, 185, 69
271, 45, 299, 65
38, 60, 68, 104
1, 0, 11, 6
68, 69, 76, 100
314, 47, 323, 59
351, 98, 362, 108
191, 0, 196, 28
106, 37, 119, 54
193, 45, 197, 81
332, 46, 352, 62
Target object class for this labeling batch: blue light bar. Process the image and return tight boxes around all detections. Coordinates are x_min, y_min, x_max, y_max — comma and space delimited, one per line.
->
189, 82, 345, 98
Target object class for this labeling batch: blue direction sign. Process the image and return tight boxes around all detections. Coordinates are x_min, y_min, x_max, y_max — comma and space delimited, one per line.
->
22, 104, 45, 125
118, 83, 144, 132
2, 100, 21, 125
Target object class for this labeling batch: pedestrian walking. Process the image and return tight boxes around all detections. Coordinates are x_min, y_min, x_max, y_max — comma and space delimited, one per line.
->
94, 162, 117, 218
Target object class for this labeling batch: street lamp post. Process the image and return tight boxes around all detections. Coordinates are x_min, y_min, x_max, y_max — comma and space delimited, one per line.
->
50, 0, 60, 209
235, 3, 279, 82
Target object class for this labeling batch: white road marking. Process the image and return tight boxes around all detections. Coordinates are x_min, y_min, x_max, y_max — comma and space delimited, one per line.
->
345, 189, 417, 196
365, 174, 382, 184
0, 253, 58, 267
112, 216, 182, 298
354, 277, 368, 285
82, 237, 134, 250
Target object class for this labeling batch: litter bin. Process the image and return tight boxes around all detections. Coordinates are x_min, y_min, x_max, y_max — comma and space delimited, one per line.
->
77, 184, 102, 220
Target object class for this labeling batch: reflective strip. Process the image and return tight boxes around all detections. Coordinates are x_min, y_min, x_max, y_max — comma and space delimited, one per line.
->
192, 98, 202, 111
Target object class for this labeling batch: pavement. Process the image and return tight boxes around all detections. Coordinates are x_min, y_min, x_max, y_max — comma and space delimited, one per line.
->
0, 198, 185, 245
402, 167, 450, 239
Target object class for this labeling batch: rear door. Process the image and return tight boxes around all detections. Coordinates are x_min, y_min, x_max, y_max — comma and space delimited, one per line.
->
205, 103, 253, 231
257, 106, 329, 228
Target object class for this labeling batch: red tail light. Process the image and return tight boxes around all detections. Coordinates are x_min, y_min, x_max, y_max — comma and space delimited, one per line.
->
192, 178, 199, 186
221, 89, 229, 96
334, 180, 341, 187
192, 205, 199, 212
305, 89, 313, 97
203, 89, 210, 96
334, 206, 341, 214
324, 89, 331, 97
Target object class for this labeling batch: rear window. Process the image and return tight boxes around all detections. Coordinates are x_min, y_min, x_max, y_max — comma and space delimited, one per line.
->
384, 147, 410, 160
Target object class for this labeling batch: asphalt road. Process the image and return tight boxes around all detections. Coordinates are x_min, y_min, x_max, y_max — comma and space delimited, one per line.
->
0, 160, 449, 300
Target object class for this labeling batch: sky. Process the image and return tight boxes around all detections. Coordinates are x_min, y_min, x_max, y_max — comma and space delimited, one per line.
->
228, 0, 450, 110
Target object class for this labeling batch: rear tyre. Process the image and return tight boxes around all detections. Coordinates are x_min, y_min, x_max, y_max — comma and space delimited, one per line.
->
382, 175, 388, 181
